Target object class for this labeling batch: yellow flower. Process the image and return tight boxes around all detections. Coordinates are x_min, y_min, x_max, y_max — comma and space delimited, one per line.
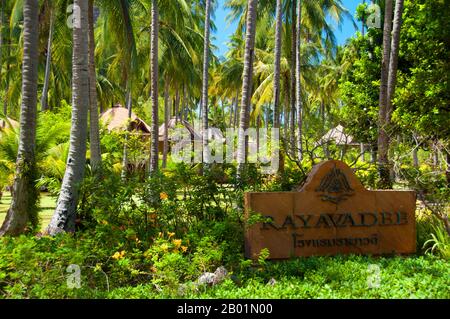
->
181, 246, 188, 253
160, 192, 169, 200
172, 239, 182, 248
160, 243, 169, 252
112, 250, 126, 260
167, 232, 175, 238
101, 220, 108, 225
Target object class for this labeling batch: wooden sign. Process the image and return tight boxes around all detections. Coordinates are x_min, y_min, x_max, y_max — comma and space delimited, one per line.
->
244, 160, 416, 259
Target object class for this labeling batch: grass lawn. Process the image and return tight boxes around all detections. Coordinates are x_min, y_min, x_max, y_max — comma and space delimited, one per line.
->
0, 192, 56, 231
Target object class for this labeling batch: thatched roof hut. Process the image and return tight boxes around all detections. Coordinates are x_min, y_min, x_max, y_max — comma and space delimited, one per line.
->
0, 117, 19, 132
318, 125, 358, 146
100, 106, 151, 134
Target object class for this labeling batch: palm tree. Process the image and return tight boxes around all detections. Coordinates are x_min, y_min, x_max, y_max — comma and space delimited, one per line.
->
237, 0, 258, 177
377, 0, 393, 189
0, 0, 39, 236
295, 0, 303, 162
162, 78, 170, 169
0, 0, 4, 114
201, 0, 212, 165
289, 0, 296, 158
386, 0, 404, 134
88, 0, 101, 171
149, 0, 159, 174
47, 0, 89, 235
41, 5, 54, 112
272, 0, 282, 129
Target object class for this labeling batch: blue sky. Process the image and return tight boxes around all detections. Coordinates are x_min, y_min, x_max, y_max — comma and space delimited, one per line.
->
212, 0, 362, 58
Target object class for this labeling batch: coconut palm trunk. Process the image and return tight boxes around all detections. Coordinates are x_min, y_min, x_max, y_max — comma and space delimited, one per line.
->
272, 0, 282, 129
41, 10, 54, 112
181, 84, 187, 121
289, 1, 296, 158
121, 80, 132, 179
47, 0, 90, 235
385, 0, 404, 126
162, 79, 169, 169
149, 0, 159, 174
88, 0, 102, 171
237, 0, 258, 177
0, 0, 4, 113
377, 0, 393, 189
0, 0, 39, 236
234, 91, 239, 128
2, 9, 9, 116
3, 37, 9, 116
295, 0, 303, 162
201, 0, 212, 165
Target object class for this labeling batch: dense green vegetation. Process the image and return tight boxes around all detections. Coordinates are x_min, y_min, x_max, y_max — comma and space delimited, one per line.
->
0, 0, 448, 299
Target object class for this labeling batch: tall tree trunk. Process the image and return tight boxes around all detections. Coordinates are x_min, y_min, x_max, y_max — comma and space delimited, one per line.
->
47, 0, 89, 235
237, 0, 258, 177
0, 0, 39, 236
41, 10, 54, 112
3, 32, 9, 116
88, 0, 101, 171
289, 1, 296, 158
174, 88, 180, 122
149, 0, 159, 174
162, 80, 169, 169
121, 80, 132, 180
201, 0, 212, 165
181, 84, 187, 121
295, 0, 303, 162
284, 88, 289, 149
234, 91, 239, 129
273, 0, 282, 129
0, 0, 4, 114
385, 0, 404, 124
256, 115, 261, 153
377, 0, 393, 189
229, 97, 236, 128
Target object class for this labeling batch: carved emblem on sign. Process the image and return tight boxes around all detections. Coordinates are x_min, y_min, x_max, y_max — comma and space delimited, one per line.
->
315, 166, 354, 204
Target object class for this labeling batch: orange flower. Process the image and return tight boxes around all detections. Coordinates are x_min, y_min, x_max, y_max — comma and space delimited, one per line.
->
112, 250, 126, 260
172, 239, 182, 248
167, 232, 175, 238
160, 192, 169, 200
181, 246, 188, 253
